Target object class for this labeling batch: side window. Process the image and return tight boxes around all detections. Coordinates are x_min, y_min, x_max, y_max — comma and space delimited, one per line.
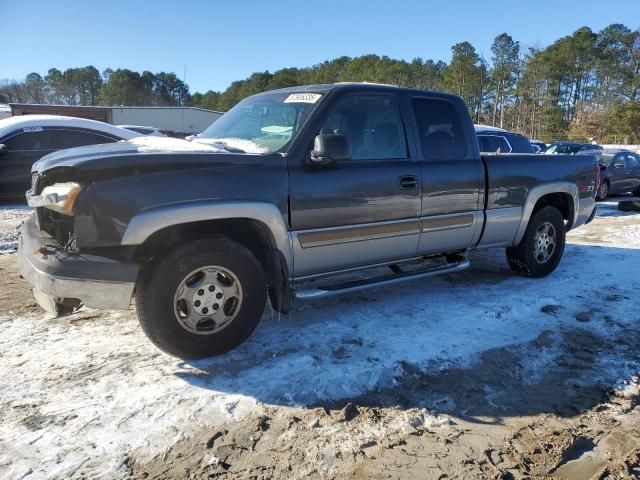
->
477, 135, 510, 153
477, 136, 488, 152
498, 136, 512, 153
506, 134, 533, 153
49, 130, 116, 149
625, 153, 638, 168
613, 154, 625, 167
319, 95, 407, 160
412, 98, 467, 159
3, 130, 55, 151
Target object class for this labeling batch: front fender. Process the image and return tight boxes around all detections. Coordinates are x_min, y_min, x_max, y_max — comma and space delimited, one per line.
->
120, 200, 293, 271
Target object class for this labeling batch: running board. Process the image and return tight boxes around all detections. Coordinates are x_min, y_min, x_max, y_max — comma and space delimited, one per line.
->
294, 256, 470, 300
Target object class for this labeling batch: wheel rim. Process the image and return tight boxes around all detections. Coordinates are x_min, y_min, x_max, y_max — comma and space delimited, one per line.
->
173, 266, 243, 335
599, 182, 608, 199
533, 221, 556, 264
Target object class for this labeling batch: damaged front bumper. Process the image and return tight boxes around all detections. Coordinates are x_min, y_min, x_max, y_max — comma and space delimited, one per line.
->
17, 217, 139, 312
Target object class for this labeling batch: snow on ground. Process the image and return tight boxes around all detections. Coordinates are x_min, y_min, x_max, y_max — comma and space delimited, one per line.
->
0, 202, 639, 478
0, 205, 31, 254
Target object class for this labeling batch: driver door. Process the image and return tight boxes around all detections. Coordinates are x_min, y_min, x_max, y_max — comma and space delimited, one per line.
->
288, 93, 421, 278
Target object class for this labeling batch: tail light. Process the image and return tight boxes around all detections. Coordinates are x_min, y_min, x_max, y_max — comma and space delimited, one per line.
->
594, 161, 601, 197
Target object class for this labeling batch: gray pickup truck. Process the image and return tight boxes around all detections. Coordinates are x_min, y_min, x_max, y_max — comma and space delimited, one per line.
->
17, 83, 599, 358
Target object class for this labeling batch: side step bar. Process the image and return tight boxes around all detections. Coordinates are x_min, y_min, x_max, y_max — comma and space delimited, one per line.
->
294, 256, 470, 300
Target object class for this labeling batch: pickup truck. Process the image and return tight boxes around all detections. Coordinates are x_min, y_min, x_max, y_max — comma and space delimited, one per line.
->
17, 83, 599, 359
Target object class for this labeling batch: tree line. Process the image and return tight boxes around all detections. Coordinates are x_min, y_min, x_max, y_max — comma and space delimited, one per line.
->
0, 67, 189, 108
1, 23, 638, 143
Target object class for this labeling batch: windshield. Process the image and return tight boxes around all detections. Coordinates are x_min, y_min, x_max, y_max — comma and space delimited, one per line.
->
546, 143, 579, 154
197, 91, 323, 154
598, 153, 617, 166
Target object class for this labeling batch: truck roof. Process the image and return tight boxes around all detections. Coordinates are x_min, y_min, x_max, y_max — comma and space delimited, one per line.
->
259, 82, 458, 99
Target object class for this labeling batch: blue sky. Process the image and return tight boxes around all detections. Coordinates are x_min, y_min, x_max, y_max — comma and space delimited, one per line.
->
1, 0, 639, 93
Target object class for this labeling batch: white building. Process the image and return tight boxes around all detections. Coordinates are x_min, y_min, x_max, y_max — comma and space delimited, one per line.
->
9, 104, 222, 136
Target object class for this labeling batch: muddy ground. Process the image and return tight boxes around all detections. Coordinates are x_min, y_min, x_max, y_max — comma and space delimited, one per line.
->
1, 201, 639, 480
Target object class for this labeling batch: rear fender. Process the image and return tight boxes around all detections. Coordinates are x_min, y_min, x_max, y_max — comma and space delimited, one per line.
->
513, 182, 579, 245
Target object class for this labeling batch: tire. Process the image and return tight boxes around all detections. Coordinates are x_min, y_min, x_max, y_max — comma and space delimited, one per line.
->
136, 236, 266, 359
55, 303, 75, 316
596, 180, 609, 201
506, 206, 566, 278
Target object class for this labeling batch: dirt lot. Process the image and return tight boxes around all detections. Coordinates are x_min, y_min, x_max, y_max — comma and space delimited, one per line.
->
0, 201, 639, 480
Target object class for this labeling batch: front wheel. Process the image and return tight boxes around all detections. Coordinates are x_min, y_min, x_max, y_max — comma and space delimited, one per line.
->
136, 236, 266, 359
506, 206, 566, 278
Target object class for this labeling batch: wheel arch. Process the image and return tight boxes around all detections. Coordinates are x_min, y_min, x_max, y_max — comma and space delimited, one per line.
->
123, 202, 292, 307
513, 182, 578, 245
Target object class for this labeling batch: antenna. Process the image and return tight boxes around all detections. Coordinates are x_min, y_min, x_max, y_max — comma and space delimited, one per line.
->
181, 64, 187, 133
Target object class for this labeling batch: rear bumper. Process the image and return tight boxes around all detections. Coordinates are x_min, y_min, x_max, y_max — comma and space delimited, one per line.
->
574, 197, 597, 229
17, 217, 139, 310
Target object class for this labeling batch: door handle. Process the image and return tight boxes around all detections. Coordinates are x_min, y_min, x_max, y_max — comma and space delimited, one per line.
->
398, 175, 419, 190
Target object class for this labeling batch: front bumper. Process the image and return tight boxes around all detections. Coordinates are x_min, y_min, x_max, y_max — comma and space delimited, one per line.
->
17, 217, 139, 311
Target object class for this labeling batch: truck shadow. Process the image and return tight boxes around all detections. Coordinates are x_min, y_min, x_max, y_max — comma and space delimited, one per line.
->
175, 243, 640, 423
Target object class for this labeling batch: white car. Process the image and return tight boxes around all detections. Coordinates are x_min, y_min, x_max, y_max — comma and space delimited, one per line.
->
118, 125, 167, 137
0, 115, 140, 199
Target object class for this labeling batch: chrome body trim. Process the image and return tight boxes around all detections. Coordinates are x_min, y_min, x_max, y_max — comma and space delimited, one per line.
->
416, 211, 482, 256
292, 255, 427, 281
294, 257, 470, 300
297, 219, 421, 248
121, 201, 293, 271
291, 223, 420, 277
513, 182, 579, 245
420, 213, 475, 232
476, 207, 523, 248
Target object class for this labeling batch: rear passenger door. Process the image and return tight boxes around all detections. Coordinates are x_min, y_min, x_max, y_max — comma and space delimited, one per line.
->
609, 153, 629, 193
624, 153, 640, 192
410, 97, 483, 255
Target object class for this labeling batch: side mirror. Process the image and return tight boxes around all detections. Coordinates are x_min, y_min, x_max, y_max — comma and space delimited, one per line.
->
0, 144, 6, 155
309, 134, 351, 165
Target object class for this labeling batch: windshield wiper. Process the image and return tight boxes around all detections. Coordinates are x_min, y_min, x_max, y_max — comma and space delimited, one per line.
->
209, 141, 246, 153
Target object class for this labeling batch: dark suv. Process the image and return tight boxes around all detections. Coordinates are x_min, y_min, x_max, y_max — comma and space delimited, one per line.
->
545, 141, 603, 155
475, 125, 534, 154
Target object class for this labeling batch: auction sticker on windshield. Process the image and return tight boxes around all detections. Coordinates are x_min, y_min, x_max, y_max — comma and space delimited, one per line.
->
284, 93, 322, 104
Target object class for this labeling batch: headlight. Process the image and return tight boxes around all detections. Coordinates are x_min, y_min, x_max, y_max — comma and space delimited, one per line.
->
29, 182, 83, 215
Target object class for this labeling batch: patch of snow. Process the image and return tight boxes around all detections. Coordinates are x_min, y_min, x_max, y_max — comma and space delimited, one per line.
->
613, 375, 640, 399
0, 205, 31, 254
1, 205, 640, 477
192, 137, 269, 154
129, 136, 226, 153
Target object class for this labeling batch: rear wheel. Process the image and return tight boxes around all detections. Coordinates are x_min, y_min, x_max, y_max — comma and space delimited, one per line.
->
596, 180, 609, 201
506, 206, 566, 278
136, 236, 266, 359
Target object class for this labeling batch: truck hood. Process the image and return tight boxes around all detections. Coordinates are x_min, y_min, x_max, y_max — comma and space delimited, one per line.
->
33, 136, 228, 173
